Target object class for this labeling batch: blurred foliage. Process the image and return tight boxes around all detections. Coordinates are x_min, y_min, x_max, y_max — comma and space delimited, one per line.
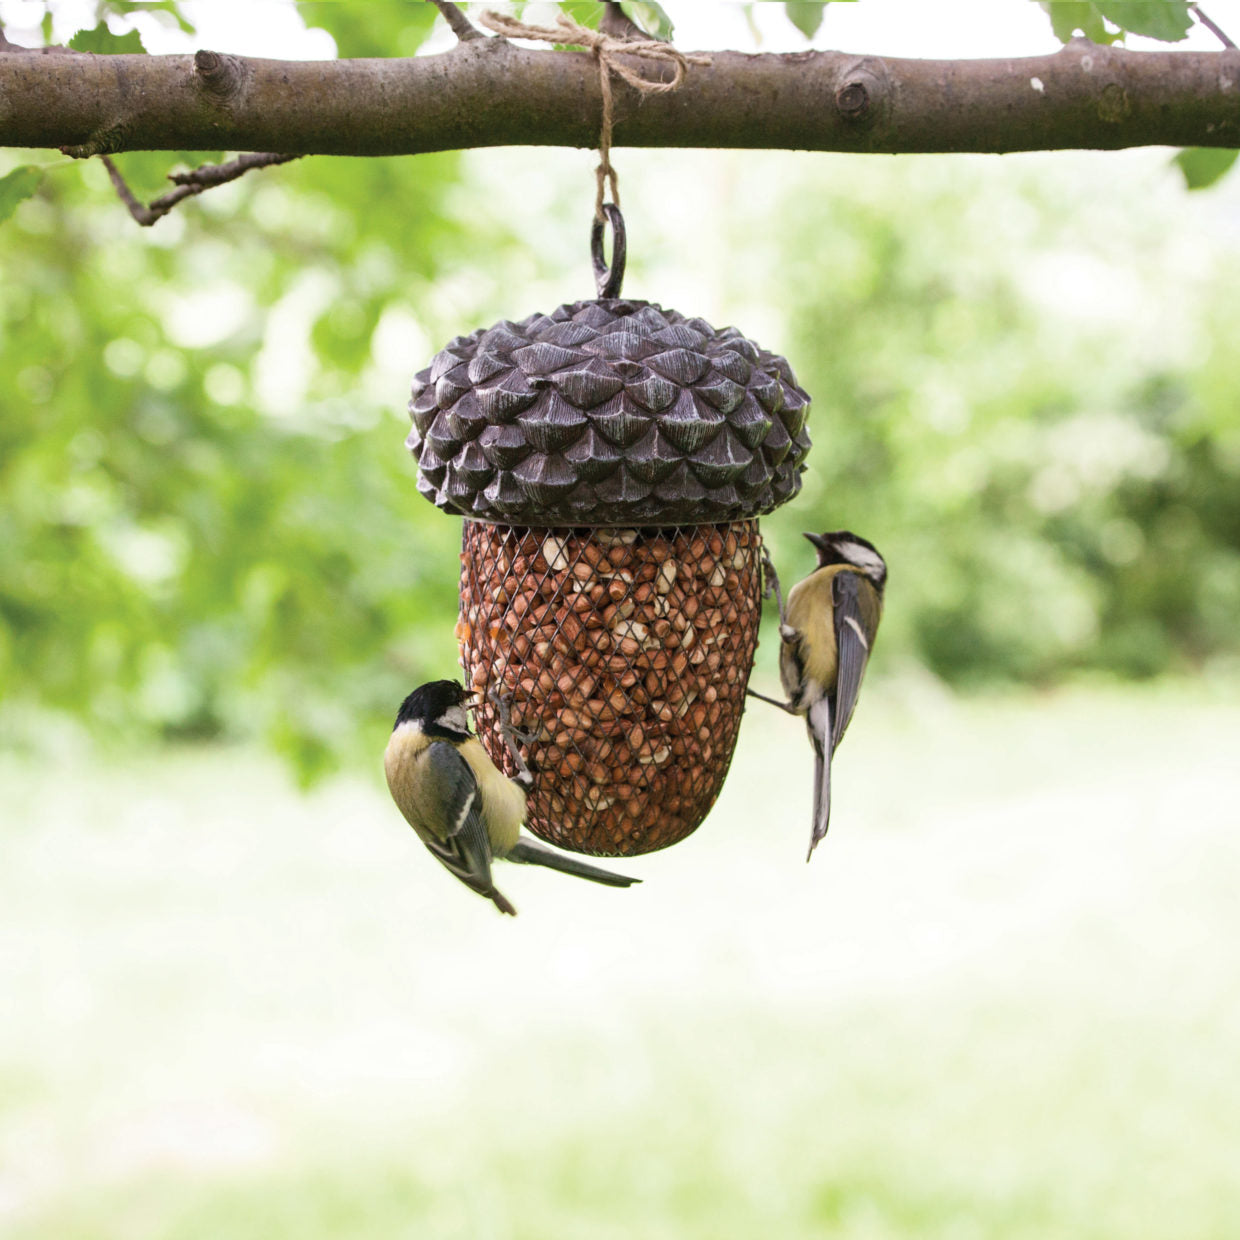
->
0, 164, 43, 221
0, 6, 477, 778
299, 1, 437, 57
728, 153, 1240, 687
2, 4, 1240, 776
97, 0, 194, 34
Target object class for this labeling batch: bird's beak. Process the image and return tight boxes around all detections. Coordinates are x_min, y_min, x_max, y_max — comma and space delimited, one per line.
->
464, 692, 482, 713
803, 531, 830, 552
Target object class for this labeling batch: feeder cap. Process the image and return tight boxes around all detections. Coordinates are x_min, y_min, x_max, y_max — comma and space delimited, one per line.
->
407, 298, 811, 526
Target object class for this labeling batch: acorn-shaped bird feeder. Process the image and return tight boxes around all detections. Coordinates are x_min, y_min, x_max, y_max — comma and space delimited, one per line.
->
407, 209, 811, 856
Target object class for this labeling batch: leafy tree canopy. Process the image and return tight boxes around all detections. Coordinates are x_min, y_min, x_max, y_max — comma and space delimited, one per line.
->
2, 1, 1238, 777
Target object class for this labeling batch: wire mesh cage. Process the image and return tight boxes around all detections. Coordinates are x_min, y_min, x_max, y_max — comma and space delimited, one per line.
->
459, 520, 762, 855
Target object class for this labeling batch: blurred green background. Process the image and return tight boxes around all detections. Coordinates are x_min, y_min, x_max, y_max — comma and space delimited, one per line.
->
2, 2, 1239, 1237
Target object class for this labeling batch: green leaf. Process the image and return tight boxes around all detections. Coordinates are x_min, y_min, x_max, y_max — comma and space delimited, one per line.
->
784, 1, 828, 40
1040, 1, 1120, 44
1174, 147, 1240, 190
0, 166, 43, 225
1042, 0, 1192, 43
1096, 0, 1192, 41
558, 2, 604, 33
68, 23, 147, 54
619, 1, 675, 39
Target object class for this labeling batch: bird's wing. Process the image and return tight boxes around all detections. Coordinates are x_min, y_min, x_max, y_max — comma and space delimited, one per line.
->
830, 571, 873, 752
421, 742, 515, 914
807, 695, 833, 859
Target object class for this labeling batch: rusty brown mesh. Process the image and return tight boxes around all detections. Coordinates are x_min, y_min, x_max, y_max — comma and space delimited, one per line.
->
458, 520, 762, 856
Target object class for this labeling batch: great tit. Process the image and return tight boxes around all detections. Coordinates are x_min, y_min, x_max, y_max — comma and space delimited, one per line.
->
384, 679, 640, 915
751, 531, 887, 859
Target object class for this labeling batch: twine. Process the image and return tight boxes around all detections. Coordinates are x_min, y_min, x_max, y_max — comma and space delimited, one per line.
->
479, 10, 709, 219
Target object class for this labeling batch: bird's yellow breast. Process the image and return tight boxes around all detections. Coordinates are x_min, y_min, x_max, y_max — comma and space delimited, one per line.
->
384, 725, 436, 840
459, 737, 526, 856
784, 566, 848, 691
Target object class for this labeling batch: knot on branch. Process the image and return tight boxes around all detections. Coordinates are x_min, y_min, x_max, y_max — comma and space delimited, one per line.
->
1098, 80, 1132, 122
834, 56, 890, 128
194, 49, 246, 104
836, 79, 870, 118
61, 120, 127, 159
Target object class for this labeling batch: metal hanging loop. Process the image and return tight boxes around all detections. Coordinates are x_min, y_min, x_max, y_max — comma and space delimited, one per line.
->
590, 203, 627, 299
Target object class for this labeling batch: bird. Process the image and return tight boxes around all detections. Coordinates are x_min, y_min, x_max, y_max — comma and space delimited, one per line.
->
383, 679, 640, 914
751, 531, 887, 860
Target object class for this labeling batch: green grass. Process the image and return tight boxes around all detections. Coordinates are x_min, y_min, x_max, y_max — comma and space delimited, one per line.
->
2, 682, 1239, 1238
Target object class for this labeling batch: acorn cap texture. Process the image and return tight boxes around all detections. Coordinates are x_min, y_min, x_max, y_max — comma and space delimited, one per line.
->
408, 299, 811, 526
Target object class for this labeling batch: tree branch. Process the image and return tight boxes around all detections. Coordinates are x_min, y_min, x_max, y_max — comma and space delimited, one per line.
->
1191, 4, 1237, 50
101, 151, 300, 226
430, 0, 484, 42
2, 39, 1239, 157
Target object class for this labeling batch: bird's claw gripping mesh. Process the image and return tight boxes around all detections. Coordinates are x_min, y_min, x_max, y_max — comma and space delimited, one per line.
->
459, 520, 762, 856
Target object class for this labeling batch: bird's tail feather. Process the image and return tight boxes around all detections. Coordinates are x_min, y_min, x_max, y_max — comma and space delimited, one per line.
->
507, 838, 641, 888
487, 886, 518, 916
807, 697, 833, 861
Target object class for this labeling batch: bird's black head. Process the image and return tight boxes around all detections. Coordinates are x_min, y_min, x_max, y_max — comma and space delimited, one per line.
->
393, 679, 474, 738
804, 530, 887, 588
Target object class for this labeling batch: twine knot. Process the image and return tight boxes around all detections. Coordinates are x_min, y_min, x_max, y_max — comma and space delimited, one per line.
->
479, 10, 710, 219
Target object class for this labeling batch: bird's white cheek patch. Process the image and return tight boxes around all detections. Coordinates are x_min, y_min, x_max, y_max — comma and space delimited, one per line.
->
836, 542, 885, 578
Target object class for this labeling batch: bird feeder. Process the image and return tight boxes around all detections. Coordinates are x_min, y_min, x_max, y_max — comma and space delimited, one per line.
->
406, 209, 811, 856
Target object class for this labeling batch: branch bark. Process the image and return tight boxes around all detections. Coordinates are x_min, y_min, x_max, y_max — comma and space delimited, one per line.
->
2, 38, 1239, 158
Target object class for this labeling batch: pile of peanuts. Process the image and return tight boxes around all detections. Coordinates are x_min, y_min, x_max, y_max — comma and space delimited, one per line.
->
458, 521, 762, 856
